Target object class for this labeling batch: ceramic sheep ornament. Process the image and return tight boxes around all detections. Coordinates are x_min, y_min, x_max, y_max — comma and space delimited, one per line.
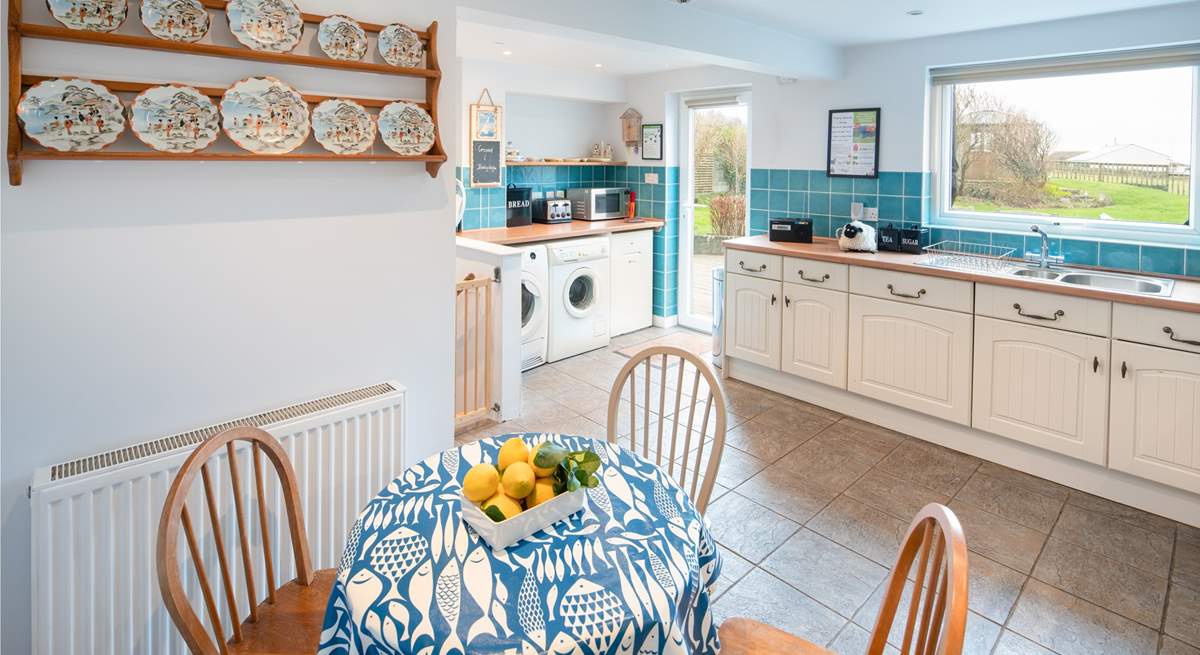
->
837, 220, 878, 253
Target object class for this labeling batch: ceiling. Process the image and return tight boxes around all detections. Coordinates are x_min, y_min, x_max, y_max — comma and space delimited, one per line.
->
686, 0, 1191, 45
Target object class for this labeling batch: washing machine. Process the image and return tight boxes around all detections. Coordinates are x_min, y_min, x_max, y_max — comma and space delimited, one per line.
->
519, 244, 549, 371
547, 236, 610, 362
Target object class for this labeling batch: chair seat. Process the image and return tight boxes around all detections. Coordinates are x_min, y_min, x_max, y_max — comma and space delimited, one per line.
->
719, 618, 834, 655
229, 568, 336, 655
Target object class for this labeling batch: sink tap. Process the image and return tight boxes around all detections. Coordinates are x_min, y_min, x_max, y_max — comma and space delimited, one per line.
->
1028, 225, 1064, 269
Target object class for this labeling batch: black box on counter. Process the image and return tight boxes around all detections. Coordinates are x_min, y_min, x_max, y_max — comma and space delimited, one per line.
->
769, 218, 813, 243
878, 224, 901, 251
899, 227, 931, 254
506, 185, 533, 227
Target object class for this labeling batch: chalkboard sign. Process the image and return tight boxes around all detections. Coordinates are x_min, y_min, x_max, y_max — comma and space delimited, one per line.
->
471, 140, 502, 187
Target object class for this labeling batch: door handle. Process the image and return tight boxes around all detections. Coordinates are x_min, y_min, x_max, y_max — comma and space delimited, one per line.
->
739, 261, 767, 273
798, 270, 830, 284
887, 284, 926, 299
1163, 326, 1200, 347
1013, 303, 1065, 321
784, 296, 791, 307
1121, 361, 1128, 379
771, 294, 777, 305
1093, 356, 1100, 373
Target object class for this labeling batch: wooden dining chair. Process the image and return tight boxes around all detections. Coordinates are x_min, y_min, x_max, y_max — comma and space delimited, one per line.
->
607, 345, 728, 513
720, 503, 969, 655
156, 426, 335, 655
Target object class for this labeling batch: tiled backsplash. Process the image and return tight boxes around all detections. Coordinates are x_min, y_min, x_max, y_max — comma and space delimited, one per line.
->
750, 168, 1198, 277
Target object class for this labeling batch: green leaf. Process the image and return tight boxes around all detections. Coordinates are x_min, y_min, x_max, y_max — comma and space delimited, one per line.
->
533, 442, 569, 469
565, 472, 581, 492
585, 475, 600, 488
483, 505, 507, 523
573, 451, 601, 476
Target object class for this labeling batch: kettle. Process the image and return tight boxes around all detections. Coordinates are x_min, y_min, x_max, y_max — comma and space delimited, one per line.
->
836, 221, 878, 253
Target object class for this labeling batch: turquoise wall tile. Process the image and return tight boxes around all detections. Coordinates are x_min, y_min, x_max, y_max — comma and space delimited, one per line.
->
931, 228, 959, 244
853, 178, 878, 194
1061, 239, 1099, 267
751, 168, 768, 189
1024, 235, 1062, 259
853, 194, 878, 209
1141, 246, 1186, 275
879, 172, 903, 196
903, 197, 924, 221
810, 192, 830, 215
1099, 242, 1140, 272
769, 191, 788, 213
990, 233, 1025, 255
812, 216, 832, 238
1189, 251, 1200, 278
809, 171, 830, 193
830, 177, 853, 193
750, 189, 768, 210
903, 172, 923, 197
788, 171, 809, 191
960, 230, 991, 246
831, 194, 852, 218
750, 210, 769, 233
878, 196, 902, 221
769, 169, 789, 190
789, 191, 808, 213
461, 209, 481, 231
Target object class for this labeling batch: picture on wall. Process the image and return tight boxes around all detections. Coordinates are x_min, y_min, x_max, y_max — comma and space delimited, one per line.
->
641, 123, 663, 161
470, 90, 502, 141
470, 88, 503, 187
827, 108, 880, 178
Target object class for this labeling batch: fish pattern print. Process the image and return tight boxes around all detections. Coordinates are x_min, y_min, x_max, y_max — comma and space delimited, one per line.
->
319, 433, 721, 655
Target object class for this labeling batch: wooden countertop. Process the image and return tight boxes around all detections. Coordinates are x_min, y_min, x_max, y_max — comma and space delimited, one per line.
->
460, 219, 663, 246
725, 235, 1200, 312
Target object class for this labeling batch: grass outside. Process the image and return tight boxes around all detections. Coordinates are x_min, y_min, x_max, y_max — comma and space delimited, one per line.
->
692, 192, 716, 235
952, 178, 1190, 225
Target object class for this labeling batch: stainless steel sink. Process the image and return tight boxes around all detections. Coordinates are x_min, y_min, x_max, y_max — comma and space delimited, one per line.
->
1057, 272, 1173, 296
1011, 268, 1061, 280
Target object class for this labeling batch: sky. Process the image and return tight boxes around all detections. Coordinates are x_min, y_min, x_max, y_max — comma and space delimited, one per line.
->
963, 66, 1195, 164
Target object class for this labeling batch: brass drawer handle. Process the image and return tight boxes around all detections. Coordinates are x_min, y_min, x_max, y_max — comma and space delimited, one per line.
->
739, 260, 767, 273
1164, 326, 1200, 347
1013, 303, 1065, 321
798, 270, 830, 284
887, 284, 926, 299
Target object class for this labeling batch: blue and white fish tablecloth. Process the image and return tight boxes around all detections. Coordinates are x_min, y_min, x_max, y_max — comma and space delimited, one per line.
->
319, 434, 722, 655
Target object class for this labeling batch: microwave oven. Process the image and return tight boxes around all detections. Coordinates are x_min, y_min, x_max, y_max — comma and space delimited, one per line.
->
566, 187, 630, 221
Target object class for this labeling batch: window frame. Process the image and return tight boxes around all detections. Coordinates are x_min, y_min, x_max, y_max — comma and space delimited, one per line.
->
928, 61, 1200, 249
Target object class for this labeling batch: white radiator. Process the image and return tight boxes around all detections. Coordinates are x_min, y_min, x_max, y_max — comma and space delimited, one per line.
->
29, 381, 407, 655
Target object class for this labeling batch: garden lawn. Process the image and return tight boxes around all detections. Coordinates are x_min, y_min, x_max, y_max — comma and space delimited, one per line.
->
692, 204, 713, 235
953, 178, 1189, 224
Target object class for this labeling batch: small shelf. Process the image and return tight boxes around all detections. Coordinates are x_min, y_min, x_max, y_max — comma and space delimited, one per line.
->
506, 161, 627, 167
20, 151, 446, 163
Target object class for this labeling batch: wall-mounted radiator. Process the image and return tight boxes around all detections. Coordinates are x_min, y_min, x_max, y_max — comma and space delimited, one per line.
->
28, 381, 407, 655
455, 274, 495, 427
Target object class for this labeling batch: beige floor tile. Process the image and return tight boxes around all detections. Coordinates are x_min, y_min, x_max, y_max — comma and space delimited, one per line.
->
827, 622, 900, 655
813, 418, 907, 462
808, 496, 907, 566
710, 545, 754, 603
993, 630, 1056, 655
975, 461, 1070, 502
1066, 490, 1179, 539
725, 416, 826, 462
844, 469, 950, 521
1053, 504, 1174, 578
705, 492, 799, 563
774, 438, 877, 493
549, 382, 611, 415
852, 579, 1002, 655
680, 444, 768, 489
536, 414, 606, 441
968, 554, 1029, 625
1033, 537, 1168, 628
1166, 584, 1200, 648
761, 529, 889, 618
948, 501, 1047, 574
750, 399, 839, 435
518, 390, 578, 425
874, 440, 981, 496
1163, 635, 1200, 655
722, 379, 784, 418
1008, 579, 1159, 655
954, 472, 1065, 534
1176, 525, 1200, 592
735, 463, 841, 524
711, 568, 846, 647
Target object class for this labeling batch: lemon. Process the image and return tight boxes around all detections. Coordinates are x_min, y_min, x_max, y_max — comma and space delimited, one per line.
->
528, 442, 558, 477
482, 492, 522, 520
501, 461, 536, 499
527, 478, 558, 509
498, 438, 530, 471
462, 463, 500, 503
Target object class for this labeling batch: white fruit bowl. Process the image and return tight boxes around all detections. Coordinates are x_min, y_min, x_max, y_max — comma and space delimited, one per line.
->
460, 487, 587, 552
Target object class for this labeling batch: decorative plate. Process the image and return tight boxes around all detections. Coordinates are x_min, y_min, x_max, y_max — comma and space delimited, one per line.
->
219, 77, 310, 154
130, 85, 219, 153
378, 101, 435, 156
226, 0, 302, 53
47, 0, 127, 31
17, 78, 125, 152
317, 15, 367, 61
140, 0, 210, 42
312, 99, 375, 155
378, 23, 423, 68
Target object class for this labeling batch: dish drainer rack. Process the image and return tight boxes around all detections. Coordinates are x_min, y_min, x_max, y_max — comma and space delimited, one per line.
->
921, 241, 1017, 273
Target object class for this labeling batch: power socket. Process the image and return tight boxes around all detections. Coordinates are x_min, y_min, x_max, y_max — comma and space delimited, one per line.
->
865, 207, 879, 220
644, 172, 659, 184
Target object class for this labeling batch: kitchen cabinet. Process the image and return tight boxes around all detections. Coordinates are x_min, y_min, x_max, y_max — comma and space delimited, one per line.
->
973, 317, 1110, 464
1110, 340, 1200, 493
848, 295, 973, 425
782, 282, 848, 388
610, 230, 653, 336
726, 273, 781, 370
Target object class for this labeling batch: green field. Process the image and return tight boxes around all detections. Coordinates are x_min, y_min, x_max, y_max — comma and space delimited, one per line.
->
953, 178, 1189, 224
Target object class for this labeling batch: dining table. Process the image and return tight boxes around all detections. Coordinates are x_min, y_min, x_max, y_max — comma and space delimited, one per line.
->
318, 433, 723, 655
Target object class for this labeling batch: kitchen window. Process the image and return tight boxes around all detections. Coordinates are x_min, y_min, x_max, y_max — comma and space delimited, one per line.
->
929, 46, 1200, 245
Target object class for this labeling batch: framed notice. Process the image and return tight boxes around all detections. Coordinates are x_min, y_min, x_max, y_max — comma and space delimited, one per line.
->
827, 108, 880, 178
469, 88, 503, 187
641, 123, 663, 161
471, 140, 502, 188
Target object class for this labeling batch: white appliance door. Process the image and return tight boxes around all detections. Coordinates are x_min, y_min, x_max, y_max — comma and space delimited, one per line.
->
521, 273, 546, 340
563, 267, 599, 318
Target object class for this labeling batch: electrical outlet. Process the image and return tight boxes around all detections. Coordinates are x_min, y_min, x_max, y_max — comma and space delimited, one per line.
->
865, 207, 878, 220
851, 202, 864, 220
645, 172, 659, 184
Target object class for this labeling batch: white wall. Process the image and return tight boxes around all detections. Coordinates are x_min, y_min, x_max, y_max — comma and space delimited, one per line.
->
0, 1, 458, 652
506, 94, 623, 160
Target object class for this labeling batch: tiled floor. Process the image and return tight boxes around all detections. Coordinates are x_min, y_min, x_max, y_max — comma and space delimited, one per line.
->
456, 326, 1200, 655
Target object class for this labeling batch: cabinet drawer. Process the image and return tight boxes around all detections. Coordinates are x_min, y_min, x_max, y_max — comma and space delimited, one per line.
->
726, 250, 782, 281
612, 230, 650, 256
783, 257, 849, 292
976, 284, 1111, 337
849, 266, 973, 313
1113, 303, 1200, 355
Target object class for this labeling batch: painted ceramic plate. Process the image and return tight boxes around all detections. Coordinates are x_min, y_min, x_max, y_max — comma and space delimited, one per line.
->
378, 23, 423, 68
220, 77, 310, 154
47, 0, 127, 31
317, 15, 367, 61
140, 0, 210, 42
18, 78, 125, 152
378, 101, 434, 156
312, 99, 375, 155
226, 0, 302, 53
130, 85, 219, 153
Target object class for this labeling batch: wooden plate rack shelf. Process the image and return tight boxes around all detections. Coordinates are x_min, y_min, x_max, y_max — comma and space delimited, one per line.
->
5, 0, 448, 186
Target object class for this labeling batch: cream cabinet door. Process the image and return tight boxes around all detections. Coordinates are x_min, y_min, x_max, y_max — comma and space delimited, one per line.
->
726, 273, 782, 370
848, 295, 973, 425
973, 317, 1110, 464
782, 282, 848, 388
1110, 341, 1200, 493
